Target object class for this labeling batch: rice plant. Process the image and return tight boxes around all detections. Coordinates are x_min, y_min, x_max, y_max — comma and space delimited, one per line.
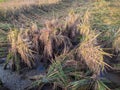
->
4, 29, 21, 71
5, 28, 36, 71
112, 28, 120, 53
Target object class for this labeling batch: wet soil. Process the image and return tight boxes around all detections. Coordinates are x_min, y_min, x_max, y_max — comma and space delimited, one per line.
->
0, 64, 32, 90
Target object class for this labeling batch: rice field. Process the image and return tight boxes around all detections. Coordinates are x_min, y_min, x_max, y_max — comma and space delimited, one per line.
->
0, 0, 61, 11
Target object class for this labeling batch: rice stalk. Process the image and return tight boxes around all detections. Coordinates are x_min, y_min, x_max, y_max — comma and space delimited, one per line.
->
17, 29, 35, 67
78, 10, 91, 37
112, 28, 120, 53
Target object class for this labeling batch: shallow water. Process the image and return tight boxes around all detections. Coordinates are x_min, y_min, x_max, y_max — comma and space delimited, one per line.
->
0, 58, 47, 90
0, 58, 120, 90
0, 64, 32, 90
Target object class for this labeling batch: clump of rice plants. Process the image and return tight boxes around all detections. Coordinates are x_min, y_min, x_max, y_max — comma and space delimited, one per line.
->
25, 11, 111, 90
5, 6, 112, 89
6, 13, 76, 71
